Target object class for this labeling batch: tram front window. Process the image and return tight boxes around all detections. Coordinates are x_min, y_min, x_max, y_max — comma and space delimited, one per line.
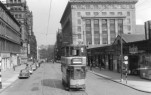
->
72, 50, 80, 56
74, 66, 86, 79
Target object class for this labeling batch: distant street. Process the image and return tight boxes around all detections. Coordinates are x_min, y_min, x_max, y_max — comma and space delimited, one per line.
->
0, 63, 150, 95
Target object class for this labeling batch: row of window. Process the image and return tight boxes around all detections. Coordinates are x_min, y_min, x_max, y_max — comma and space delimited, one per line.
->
0, 20, 21, 43
77, 18, 131, 25
77, 19, 131, 32
13, 13, 23, 18
0, 7, 20, 32
0, 39, 20, 53
83, 35, 116, 45
9, 0, 21, 3
10, 7, 23, 11
74, 4, 134, 9
77, 11, 130, 17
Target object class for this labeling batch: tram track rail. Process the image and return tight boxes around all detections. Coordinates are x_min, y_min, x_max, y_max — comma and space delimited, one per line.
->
68, 90, 88, 95
41, 63, 89, 95
41, 63, 59, 95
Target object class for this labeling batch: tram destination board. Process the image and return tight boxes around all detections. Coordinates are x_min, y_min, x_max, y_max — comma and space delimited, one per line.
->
72, 58, 82, 65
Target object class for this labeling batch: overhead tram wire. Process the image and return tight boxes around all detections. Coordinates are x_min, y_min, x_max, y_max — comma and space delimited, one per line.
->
41, 0, 53, 95
46, 0, 53, 37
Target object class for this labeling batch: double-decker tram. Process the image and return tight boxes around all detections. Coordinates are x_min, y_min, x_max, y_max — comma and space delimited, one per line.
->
139, 54, 151, 79
61, 45, 87, 90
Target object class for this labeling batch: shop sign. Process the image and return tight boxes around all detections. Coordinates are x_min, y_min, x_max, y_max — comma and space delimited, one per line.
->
129, 46, 138, 54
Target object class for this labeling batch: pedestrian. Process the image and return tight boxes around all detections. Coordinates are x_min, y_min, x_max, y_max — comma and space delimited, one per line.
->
13, 65, 15, 71
90, 63, 93, 71
25, 63, 28, 69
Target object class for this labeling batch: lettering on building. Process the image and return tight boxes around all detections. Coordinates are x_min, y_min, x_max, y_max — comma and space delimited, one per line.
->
129, 46, 138, 54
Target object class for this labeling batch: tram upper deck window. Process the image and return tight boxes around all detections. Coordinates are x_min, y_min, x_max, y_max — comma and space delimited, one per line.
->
70, 46, 86, 56
63, 46, 86, 57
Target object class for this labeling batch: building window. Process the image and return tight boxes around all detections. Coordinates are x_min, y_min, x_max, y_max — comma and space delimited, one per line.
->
11, 8, 14, 10
86, 5, 90, 9
77, 19, 81, 24
86, 19, 91, 25
127, 18, 131, 24
85, 19, 92, 44
118, 12, 122, 15
102, 19, 107, 34
102, 37, 108, 44
18, 0, 21, 3
94, 5, 99, 9
102, 12, 107, 15
127, 11, 130, 16
94, 12, 99, 16
86, 12, 90, 16
110, 19, 115, 34
10, 0, 13, 3
15, 14, 18, 18
19, 14, 22, 18
111, 37, 115, 44
127, 25, 131, 31
94, 19, 100, 44
77, 26, 81, 32
78, 34, 81, 39
94, 19, 99, 33
77, 12, 81, 17
118, 19, 123, 34
110, 12, 115, 15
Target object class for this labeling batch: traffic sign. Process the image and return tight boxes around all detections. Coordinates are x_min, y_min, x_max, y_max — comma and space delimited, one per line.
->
124, 61, 128, 65
124, 56, 128, 60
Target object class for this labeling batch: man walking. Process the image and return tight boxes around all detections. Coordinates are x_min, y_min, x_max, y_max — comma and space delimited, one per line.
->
13, 65, 15, 71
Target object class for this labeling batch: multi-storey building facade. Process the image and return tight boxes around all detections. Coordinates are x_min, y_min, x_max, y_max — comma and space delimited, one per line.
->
26, 11, 37, 62
5, 0, 34, 63
0, 1, 21, 70
145, 20, 151, 40
55, 29, 62, 61
60, 0, 138, 46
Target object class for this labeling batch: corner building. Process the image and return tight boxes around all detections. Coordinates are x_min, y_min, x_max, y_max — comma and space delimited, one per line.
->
60, 0, 138, 45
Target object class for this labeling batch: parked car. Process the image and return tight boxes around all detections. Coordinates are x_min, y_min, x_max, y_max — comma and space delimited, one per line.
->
35, 62, 39, 68
32, 65, 37, 71
18, 69, 30, 79
28, 66, 33, 74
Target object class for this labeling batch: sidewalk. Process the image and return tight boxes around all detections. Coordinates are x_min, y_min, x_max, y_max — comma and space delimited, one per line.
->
0, 64, 26, 93
88, 67, 151, 93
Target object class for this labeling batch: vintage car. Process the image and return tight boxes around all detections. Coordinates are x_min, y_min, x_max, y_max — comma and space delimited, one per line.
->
28, 66, 33, 74
31, 65, 37, 71
18, 69, 30, 79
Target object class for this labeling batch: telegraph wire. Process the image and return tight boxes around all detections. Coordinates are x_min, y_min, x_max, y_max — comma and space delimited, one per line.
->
46, 0, 53, 36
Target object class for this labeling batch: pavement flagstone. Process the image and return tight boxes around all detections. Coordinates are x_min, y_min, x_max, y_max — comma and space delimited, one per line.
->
0, 64, 26, 93
88, 67, 151, 93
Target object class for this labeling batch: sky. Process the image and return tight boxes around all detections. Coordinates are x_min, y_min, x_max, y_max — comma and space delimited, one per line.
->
1, 0, 151, 46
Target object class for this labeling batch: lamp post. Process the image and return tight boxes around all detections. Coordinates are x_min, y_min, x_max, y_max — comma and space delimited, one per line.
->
120, 34, 123, 82
0, 56, 2, 89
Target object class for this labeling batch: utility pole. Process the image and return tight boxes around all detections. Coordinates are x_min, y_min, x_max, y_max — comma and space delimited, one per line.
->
0, 56, 2, 89
120, 25, 123, 82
